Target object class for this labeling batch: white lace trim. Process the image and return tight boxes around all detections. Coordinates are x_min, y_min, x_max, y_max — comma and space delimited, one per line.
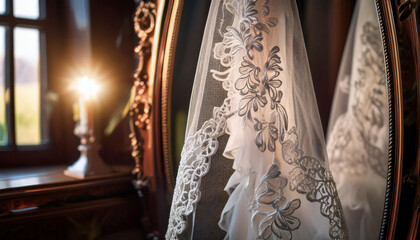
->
166, 99, 232, 239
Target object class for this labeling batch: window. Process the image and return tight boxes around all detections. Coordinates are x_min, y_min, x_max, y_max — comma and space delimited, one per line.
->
0, 0, 137, 168
0, 0, 67, 168
0, 0, 47, 149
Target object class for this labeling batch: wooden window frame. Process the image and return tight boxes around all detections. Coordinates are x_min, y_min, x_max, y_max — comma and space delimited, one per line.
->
0, 0, 73, 168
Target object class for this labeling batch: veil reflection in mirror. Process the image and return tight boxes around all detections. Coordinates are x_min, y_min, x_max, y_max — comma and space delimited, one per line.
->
326, 0, 388, 239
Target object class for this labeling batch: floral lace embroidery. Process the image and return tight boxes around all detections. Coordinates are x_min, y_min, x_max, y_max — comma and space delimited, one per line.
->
251, 164, 301, 240
219, 0, 347, 239
284, 127, 347, 239
237, 46, 288, 152
327, 21, 387, 178
166, 100, 232, 239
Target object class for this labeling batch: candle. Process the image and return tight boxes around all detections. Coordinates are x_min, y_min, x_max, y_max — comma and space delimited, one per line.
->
78, 97, 93, 135
75, 76, 99, 136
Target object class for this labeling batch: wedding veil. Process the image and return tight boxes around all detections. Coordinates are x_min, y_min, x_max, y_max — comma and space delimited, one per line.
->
167, 0, 348, 239
326, 0, 388, 239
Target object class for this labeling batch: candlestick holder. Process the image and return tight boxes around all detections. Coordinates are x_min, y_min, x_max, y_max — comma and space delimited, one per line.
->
65, 76, 112, 178
64, 123, 112, 179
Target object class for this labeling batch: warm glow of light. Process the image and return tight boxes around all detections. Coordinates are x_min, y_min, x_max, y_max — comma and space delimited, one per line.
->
73, 76, 100, 99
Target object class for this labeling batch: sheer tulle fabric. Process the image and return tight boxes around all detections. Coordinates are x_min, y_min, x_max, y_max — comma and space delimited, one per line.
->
326, 0, 388, 239
167, 0, 348, 239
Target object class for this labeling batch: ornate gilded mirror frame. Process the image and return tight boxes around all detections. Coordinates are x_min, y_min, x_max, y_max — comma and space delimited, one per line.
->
375, 0, 404, 238
376, 0, 420, 239
129, 0, 419, 238
129, 0, 183, 236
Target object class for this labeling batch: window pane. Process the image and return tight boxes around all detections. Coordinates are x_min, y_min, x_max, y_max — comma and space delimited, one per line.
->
0, 26, 5, 146
14, 27, 40, 145
0, 0, 5, 15
13, 0, 39, 19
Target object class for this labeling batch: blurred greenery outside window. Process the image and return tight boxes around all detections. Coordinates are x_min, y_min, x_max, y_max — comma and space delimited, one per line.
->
0, 0, 47, 147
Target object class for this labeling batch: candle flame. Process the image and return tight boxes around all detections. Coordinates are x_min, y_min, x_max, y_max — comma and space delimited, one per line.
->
74, 76, 100, 99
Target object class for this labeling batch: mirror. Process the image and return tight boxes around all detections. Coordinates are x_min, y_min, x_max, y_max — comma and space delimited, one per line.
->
167, 0, 390, 239
129, 0, 419, 238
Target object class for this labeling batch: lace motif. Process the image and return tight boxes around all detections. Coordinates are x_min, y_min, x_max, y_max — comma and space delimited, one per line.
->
251, 164, 301, 240
166, 100, 231, 239
284, 128, 347, 239
327, 21, 387, 178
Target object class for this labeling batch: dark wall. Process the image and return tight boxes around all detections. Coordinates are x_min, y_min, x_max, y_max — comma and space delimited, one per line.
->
303, 0, 356, 133
89, 0, 137, 165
